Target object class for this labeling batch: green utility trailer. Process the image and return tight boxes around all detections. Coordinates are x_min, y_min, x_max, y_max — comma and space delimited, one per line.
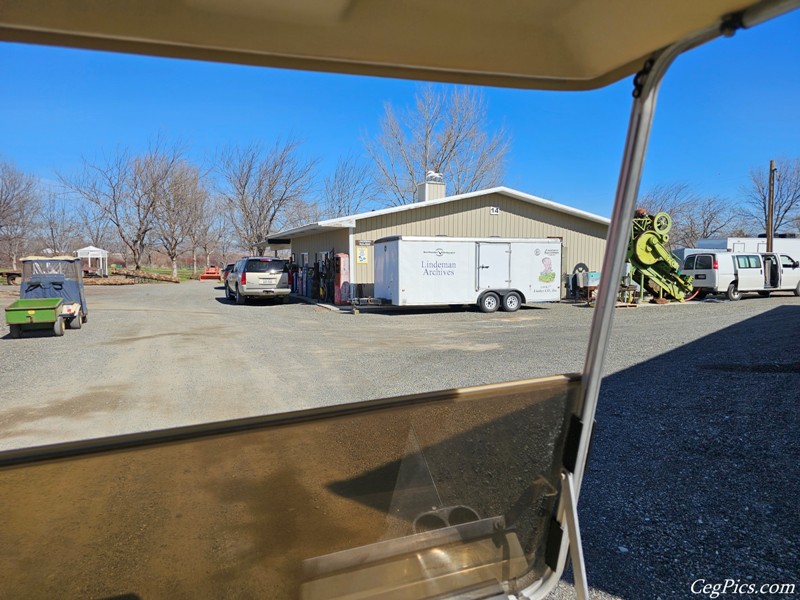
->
5, 298, 66, 338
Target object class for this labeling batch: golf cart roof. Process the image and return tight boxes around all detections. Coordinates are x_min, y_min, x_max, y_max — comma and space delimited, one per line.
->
21, 256, 80, 263
0, 0, 781, 91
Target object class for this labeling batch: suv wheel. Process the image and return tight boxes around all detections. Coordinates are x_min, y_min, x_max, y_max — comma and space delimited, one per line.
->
235, 285, 246, 305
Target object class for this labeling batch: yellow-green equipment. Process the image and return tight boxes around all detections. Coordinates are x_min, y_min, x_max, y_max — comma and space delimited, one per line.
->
627, 210, 695, 302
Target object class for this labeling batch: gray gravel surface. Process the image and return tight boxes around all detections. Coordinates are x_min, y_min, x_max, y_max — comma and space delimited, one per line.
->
1, 282, 798, 599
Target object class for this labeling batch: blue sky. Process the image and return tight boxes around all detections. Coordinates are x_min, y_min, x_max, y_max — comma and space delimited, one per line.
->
1, 9, 798, 219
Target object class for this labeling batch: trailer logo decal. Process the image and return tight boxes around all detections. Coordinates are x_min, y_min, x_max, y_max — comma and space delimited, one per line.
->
421, 259, 456, 276
424, 248, 456, 257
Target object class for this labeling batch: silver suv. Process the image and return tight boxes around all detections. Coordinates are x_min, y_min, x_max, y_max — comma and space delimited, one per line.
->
225, 257, 290, 304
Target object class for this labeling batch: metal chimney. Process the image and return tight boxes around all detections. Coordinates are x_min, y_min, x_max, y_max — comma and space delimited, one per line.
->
416, 171, 446, 202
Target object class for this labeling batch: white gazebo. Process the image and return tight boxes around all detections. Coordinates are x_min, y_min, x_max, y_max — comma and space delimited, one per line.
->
75, 245, 109, 276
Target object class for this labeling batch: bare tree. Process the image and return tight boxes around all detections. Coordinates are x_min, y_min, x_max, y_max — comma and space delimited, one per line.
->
153, 161, 204, 278
212, 209, 240, 266
322, 154, 377, 218
743, 158, 800, 235
216, 139, 317, 253
76, 200, 114, 249
0, 160, 40, 268
35, 192, 80, 255
187, 190, 217, 273
639, 183, 743, 249
59, 142, 182, 270
364, 86, 510, 206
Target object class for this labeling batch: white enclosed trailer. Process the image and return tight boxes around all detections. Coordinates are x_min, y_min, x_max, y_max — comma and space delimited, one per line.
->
697, 236, 800, 254
373, 236, 562, 312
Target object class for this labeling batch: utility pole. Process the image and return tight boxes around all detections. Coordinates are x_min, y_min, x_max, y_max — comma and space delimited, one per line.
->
767, 159, 776, 252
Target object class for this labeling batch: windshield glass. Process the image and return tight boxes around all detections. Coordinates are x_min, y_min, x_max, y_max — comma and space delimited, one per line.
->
1, 10, 799, 599
22, 260, 81, 279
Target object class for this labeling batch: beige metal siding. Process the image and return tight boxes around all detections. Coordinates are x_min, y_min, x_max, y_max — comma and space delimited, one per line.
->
351, 193, 607, 296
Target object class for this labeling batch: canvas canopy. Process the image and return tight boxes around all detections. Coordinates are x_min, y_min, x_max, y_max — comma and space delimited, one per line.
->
0, 0, 790, 91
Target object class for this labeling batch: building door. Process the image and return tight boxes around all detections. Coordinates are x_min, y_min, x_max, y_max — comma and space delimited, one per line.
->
478, 243, 511, 290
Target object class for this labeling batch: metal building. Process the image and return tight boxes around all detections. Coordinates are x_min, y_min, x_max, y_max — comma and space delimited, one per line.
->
264, 185, 609, 298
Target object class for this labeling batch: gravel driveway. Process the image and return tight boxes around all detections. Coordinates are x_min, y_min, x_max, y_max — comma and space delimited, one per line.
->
0, 281, 797, 599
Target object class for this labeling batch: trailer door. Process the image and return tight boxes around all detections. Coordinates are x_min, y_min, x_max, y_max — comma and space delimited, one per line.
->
478, 243, 511, 290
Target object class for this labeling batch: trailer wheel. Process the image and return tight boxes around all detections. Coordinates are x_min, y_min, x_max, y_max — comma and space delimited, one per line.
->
726, 282, 741, 301
53, 317, 65, 337
502, 292, 521, 312
479, 292, 500, 313
9, 324, 22, 338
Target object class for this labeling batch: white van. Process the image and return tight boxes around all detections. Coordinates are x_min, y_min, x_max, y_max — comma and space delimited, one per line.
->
682, 251, 800, 300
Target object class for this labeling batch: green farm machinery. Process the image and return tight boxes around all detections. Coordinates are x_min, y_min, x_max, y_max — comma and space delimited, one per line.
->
626, 210, 695, 302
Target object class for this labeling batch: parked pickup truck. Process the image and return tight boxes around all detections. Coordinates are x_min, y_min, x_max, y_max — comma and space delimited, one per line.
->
682, 251, 800, 300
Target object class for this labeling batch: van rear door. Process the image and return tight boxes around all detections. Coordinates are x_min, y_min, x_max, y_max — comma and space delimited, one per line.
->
684, 254, 718, 290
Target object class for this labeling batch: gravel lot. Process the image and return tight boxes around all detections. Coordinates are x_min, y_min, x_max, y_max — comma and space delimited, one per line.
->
1, 281, 798, 599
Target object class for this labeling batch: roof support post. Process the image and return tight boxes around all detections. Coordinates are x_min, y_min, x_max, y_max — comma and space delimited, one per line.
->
522, 24, 722, 600
574, 31, 717, 503
348, 227, 356, 300
574, 0, 800, 502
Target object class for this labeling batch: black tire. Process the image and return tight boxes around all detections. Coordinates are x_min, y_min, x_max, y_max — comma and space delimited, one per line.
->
726, 282, 741, 301
479, 292, 500, 313
10, 324, 22, 338
502, 292, 521, 312
53, 317, 65, 337
795, 281, 800, 297
694, 289, 708, 300
235, 285, 246, 305
225, 283, 233, 301
82, 313, 88, 324
758, 291, 771, 298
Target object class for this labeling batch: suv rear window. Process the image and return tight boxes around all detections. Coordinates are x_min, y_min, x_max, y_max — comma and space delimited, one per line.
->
245, 259, 288, 273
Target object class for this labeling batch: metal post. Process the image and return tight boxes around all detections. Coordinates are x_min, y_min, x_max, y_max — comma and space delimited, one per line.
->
767, 160, 776, 252
575, 29, 718, 493
521, 3, 800, 598
562, 471, 589, 600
